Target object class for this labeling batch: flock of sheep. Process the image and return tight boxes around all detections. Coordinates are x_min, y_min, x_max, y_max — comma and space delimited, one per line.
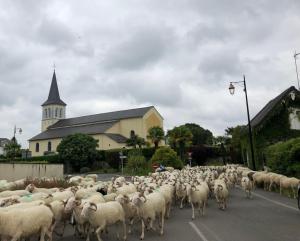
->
0, 164, 299, 241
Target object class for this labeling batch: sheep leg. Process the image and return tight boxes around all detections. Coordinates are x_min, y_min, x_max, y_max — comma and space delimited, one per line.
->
128, 218, 133, 234
85, 226, 92, 241
122, 220, 127, 241
140, 219, 145, 240
180, 196, 185, 209
95, 226, 104, 241
39, 227, 47, 241
160, 212, 164, 236
191, 202, 195, 220
202, 201, 206, 216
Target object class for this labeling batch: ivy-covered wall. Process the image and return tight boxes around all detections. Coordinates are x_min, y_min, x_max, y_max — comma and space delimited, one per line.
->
241, 95, 300, 170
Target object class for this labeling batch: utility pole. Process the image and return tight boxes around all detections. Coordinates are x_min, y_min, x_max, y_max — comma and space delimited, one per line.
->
294, 51, 300, 90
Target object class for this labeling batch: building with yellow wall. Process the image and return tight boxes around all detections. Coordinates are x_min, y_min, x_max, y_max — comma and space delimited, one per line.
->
29, 71, 164, 156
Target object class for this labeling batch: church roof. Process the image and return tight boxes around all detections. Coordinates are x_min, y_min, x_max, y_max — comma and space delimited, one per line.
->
49, 106, 154, 129
29, 106, 155, 141
250, 86, 299, 128
42, 71, 66, 106
29, 120, 118, 141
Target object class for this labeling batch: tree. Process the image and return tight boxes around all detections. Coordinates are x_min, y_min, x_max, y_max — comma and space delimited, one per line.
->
126, 149, 149, 175
225, 125, 245, 163
126, 134, 146, 149
4, 137, 21, 159
147, 126, 165, 148
57, 133, 99, 172
184, 123, 213, 145
150, 146, 183, 169
167, 125, 193, 161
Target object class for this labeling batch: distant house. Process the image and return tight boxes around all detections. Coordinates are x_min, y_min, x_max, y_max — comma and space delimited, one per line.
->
0, 138, 10, 156
28, 71, 164, 156
241, 86, 300, 169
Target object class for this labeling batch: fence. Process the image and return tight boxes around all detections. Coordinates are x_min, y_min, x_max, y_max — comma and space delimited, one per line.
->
0, 163, 64, 181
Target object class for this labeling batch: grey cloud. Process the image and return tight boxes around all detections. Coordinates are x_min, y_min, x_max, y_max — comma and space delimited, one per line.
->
103, 26, 174, 70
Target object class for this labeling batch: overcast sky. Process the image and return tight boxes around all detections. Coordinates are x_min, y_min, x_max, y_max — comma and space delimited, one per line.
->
1, 0, 300, 148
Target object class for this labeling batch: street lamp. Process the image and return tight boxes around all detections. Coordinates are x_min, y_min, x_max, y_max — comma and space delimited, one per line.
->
13, 125, 22, 160
228, 75, 256, 171
294, 52, 300, 90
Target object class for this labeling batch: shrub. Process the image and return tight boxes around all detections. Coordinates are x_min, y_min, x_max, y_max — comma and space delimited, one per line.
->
125, 149, 150, 175
150, 146, 183, 169
265, 137, 300, 178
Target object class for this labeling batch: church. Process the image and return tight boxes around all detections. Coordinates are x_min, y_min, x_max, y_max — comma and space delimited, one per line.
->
29, 71, 164, 157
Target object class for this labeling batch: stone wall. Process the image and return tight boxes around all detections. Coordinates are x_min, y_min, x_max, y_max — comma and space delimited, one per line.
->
0, 163, 64, 181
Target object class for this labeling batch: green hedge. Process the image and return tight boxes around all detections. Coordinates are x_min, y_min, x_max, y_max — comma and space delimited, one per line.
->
265, 137, 300, 178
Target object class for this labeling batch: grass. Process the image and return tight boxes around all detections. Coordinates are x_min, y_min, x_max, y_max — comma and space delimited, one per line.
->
9, 177, 75, 190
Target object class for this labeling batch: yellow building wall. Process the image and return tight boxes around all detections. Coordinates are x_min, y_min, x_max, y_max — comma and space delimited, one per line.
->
118, 118, 144, 138
29, 138, 62, 157
30, 107, 164, 156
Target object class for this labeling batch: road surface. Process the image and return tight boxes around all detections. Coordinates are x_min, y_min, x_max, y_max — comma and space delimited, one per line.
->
57, 185, 300, 241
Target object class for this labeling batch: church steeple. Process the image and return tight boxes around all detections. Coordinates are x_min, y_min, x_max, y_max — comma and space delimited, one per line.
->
41, 70, 67, 132
42, 70, 66, 106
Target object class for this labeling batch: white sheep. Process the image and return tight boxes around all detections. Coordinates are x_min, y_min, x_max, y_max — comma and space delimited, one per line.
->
0, 205, 54, 241
241, 177, 254, 198
186, 183, 208, 219
0, 189, 30, 198
25, 183, 59, 194
280, 176, 300, 198
115, 194, 138, 234
214, 180, 229, 210
81, 201, 127, 241
131, 192, 166, 240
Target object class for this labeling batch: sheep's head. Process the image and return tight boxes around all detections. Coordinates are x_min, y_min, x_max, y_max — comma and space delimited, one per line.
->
25, 183, 35, 193
81, 202, 97, 218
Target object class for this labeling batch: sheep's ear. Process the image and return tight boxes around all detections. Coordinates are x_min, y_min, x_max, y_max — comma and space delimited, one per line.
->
89, 203, 97, 211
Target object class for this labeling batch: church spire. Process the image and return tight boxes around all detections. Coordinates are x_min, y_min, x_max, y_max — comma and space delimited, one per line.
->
42, 70, 66, 106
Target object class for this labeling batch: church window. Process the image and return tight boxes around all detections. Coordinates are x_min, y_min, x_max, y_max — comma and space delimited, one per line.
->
45, 109, 47, 118
48, 141, 52, 152
55, 108, 58, 117
36, 143, 39, 152
130, 130, 135, 138
48, 108, 51, 118
59, 108, 63, 118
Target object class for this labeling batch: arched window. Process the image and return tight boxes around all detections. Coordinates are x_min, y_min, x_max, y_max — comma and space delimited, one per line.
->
55, 108, 58, 117
45, 109, 47, 118
48, 141, 51, 152
59, 108, 63, 118
36, 143, 39, 152
130, 130, 135, 138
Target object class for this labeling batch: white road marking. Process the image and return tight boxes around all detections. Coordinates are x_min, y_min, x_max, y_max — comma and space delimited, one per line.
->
251, 192, 298, 211
189, 221, 210, 241
237, 186, 298, 211
198, 222, 223, 241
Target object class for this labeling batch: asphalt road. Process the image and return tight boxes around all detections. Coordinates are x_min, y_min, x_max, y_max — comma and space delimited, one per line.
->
57, 185, 300, 241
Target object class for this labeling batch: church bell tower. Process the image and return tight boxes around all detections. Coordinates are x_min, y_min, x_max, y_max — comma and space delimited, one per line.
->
41, 70, 66, 132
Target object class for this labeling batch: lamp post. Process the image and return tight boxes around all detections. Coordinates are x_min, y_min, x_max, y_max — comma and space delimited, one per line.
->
13, 125, 22, 161
229, 75, 256, 171
293, 52, 300, 90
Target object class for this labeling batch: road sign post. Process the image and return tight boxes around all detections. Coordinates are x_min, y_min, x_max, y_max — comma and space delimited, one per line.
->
119, 151, 127, 175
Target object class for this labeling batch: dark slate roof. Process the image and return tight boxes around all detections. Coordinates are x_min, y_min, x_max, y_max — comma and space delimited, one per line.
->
42, 71, 66, 106
29, 121, 117, 141
250, 86, 299, 128
49, 106, 154, 128
105, 133, 128, 143
29, 106, 156, 141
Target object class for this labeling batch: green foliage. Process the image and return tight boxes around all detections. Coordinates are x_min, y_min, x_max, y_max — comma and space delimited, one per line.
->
57, 133, 99, 172
225, 125, 245, 163
265, 137, 300, 178
126, 134, 146, 148
4, 139, 21, 159
150, 146, 183, 169
189, 145, 220, 166
167, 125, 193, 161
125, 149, 150, 175
184, 123, 213, 145
147, 126, 165, 148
